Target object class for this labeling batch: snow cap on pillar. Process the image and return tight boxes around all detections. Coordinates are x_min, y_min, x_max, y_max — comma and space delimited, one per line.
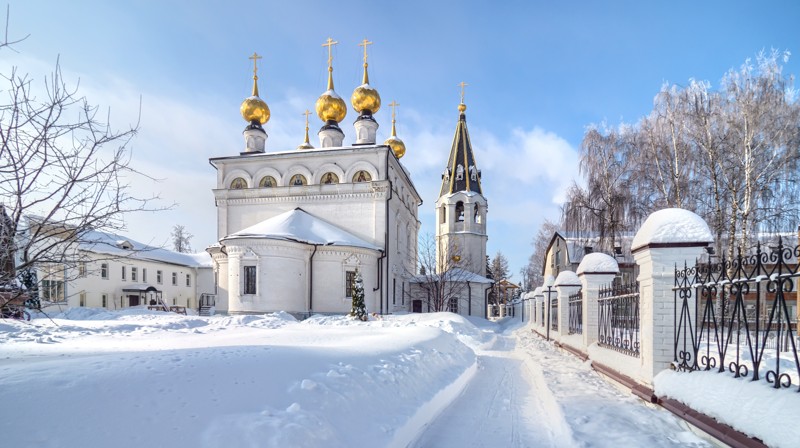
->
576, 253, 619, 275
543, 275, 555, 288
553, 270, 581, 287
631, 208, 713, 252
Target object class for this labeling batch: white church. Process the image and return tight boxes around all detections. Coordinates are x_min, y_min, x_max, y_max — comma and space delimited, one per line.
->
207, 41, 491, 318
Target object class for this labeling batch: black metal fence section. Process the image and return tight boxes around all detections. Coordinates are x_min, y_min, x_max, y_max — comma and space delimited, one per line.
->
550, 298, 558, 331
540, 301, 545, 326
598, 281, 640, 357
673, 238, 800, 392
568, 291, 583, 335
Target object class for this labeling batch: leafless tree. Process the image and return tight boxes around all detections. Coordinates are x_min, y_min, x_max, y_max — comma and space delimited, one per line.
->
0, 14, 160, 307
171, 225, 193, 253
522, 218, 560, 289
408, 233, 478, 313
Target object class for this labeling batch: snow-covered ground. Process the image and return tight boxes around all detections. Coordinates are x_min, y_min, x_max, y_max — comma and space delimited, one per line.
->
0, 308, 761, 447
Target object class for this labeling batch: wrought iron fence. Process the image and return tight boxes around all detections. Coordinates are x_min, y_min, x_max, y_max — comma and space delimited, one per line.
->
550, 298, 558, 332
568, 291, 583, 335
674, 239, 800, 392
540, 300, 545, 327
598, 281, 640, 357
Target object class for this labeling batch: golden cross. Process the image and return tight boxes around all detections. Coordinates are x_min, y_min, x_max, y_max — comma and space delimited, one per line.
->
322, 37, 338, 68
249, 52, 262, 78
458, 81, 468, 104
358, 39, 373, 64
303, 109, 311, 127
388, 100, 399, 121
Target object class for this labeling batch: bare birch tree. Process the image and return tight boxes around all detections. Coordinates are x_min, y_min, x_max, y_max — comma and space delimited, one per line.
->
409, 233, 477, 313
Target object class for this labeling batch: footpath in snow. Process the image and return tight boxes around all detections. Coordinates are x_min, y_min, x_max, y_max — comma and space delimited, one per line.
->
414, 321, 710, 447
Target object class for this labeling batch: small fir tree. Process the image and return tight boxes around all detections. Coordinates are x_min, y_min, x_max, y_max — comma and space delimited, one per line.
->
349, 269, 367, 321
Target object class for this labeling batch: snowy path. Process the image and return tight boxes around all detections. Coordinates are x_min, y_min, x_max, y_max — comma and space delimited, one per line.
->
412, 325, 709, 448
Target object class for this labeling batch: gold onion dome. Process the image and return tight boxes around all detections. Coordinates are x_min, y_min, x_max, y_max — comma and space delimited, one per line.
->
352, 39, 380, 115
458, 102, 467, 113
316, 38, 346, 123
384, 100, 405, 158
241, 52, 270, 125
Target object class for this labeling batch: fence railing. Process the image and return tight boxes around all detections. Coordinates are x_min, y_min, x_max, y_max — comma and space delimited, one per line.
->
568, 291, 583, 335
674, 239, 800, 392
550, 298, 558, 332
598, 281, 640, 357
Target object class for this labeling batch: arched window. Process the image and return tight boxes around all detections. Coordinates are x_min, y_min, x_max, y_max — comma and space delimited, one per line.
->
353, 170, 372, 182
230, 177, 247, 189
456, 201, 465, 222
259, 176, 276, 188
290, 174, 307, 186
321, 172, 339, 184
440, 205, 446, 224
474, 204, 481, 223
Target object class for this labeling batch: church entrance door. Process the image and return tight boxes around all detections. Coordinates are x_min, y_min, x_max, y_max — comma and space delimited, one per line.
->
412, 300, 422, 313
129, 295, 140, 307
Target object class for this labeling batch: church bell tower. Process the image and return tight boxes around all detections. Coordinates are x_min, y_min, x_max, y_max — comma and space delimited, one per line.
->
435, 83, 488, 277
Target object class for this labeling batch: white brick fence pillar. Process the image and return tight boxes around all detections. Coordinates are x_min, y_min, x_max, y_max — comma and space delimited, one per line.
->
632, 208, 712, 387
577, 253, 619, 350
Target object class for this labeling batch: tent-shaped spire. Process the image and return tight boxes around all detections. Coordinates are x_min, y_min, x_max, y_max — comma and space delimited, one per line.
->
439, 103, 482, 196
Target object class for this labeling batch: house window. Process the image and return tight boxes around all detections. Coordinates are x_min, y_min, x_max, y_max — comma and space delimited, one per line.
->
142, 269, 147, 283
243, 266, 257, 295
230, 177, 247, 189
345, 270, 356, 298
131, 267, 138, 282
41, 279, 65, 302
78, 262, 86, 277
102, 294, 107, 308
101, 263, 108, 279
172, 272, 177, 286
79, 292, 86, 307
121, 266, 126, 281
448, 297, 459, 313
157, 270, 163, 284
186, 274, 191, 287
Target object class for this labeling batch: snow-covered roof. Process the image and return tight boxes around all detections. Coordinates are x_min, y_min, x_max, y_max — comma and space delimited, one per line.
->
631, 208, 713, 251
409, 267, 493, 284
553, 270, 580, 287
222, 208, 381, 251
576, 253, 619, 275
78, 229, 209, 268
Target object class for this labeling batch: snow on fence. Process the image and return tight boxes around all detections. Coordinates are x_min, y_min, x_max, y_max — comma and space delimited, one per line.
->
673, 238, 800, 391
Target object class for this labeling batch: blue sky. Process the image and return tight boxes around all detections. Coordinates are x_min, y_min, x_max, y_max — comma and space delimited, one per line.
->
4, 0, 799, 279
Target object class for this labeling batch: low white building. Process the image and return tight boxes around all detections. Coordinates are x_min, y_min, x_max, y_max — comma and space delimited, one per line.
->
36, 228, 214, 312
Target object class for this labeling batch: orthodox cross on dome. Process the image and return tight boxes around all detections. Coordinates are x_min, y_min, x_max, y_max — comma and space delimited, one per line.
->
303, 109, 311, 128
388, 100, 399, 122
322, 37, 338, 69
458, 81, 468, 104
249, 52, 262, 79
358, 39, 373, 64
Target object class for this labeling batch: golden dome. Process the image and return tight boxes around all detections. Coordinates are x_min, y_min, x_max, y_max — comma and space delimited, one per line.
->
385, 135, 406, 159
316, 90, 347, 123
241, 96, 270, 124
352, 83, 381, 114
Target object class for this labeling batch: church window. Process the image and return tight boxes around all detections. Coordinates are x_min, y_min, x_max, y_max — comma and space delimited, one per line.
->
440, 205, 446, 224
353, 170, 371, 182
259, 176, 276, 188
157, 270, 163, 284
393, 278, 396, 305
456, 201, 465, 222
321, 172, 339, 184
121, 266, 126, 281
102, 294, 107, 308
230, 177, 247, 189
474, 204, 481, 223
290, 174, 307, 186
345, 270, 356, 298
131, 267, 138, 282
243, 266, 257, 295
172, 272, 177, 286
79, 292, 86, 307
186, 274, 191, 287
142, 269, 147, 283
78, 262, 86, 277
101, 263, 108, 279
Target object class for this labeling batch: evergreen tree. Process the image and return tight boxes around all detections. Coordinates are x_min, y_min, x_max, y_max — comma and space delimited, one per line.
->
349, 269, 367, 321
